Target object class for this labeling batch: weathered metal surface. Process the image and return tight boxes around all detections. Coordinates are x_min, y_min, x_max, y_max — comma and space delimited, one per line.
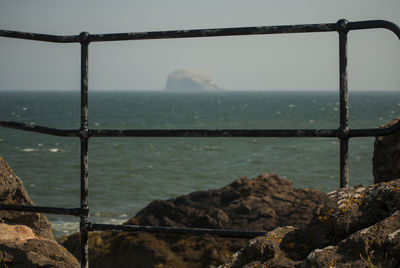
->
1, 20, 399, 43
79, 37, 90, 268
88, 23, 337, 42
0, 120, 78, 136
88, 128, 339, 137
338, 19, 350, 188
1, 120, 399, 138
89, 223, 266, 238
0, 204, 83, 217
349, 121, 400, 137
0, 29, 79, 43
349, 20, 400, 40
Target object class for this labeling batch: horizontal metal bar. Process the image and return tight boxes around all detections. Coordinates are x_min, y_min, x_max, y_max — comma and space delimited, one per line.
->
88, 223, 266, 238
1, 20, 399, 43
349, 120, 400, 137
349, 20, 400, 40
89, 128, 338, 137
0, 204, 85, 217
89, 124, 400, 138
1, 120, 398, 138
88, 23, 337, 42
0, 30, 79, 43
0, 23, 336, 43
0, 120, 78, 137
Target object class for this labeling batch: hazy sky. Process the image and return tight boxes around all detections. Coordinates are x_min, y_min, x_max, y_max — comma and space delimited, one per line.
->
0, 0, 399, 91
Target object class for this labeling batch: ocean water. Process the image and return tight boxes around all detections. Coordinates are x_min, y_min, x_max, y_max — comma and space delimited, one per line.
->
0, 90, 398, 237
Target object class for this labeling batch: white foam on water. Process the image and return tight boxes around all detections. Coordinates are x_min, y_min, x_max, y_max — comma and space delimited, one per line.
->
51, 216, 129, 238
52, 221, 79, 237
21, 148, 36, 152
49, 148, 59, 152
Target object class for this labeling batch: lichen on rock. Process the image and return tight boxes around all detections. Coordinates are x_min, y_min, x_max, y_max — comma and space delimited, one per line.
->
221, 179, 400, 268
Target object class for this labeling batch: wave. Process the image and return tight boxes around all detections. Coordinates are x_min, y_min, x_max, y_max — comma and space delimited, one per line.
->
20, 148, 36, 152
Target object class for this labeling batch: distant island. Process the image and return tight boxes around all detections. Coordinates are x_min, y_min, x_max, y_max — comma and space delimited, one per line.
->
165, 68, 219, 91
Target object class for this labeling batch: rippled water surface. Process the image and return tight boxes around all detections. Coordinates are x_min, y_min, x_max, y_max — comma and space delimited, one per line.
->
0, 90, 398, 236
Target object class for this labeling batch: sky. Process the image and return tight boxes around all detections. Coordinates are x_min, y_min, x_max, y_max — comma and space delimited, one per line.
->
0, 0, 399, 91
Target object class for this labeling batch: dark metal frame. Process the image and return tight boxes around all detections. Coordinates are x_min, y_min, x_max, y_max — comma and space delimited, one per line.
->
1, 19, 399, 267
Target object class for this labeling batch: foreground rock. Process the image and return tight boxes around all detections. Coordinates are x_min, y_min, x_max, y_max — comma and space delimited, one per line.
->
60, 174, 324, 267
165, 68, 219, 91
221, 179, 400, 268
0, 156, 79, 267
373, 117, 400, 183
0, 157, 53, 240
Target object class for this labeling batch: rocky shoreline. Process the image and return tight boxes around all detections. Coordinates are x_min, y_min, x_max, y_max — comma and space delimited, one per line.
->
2, 154, 400, 267
59, 173, 324, 267
221, 181, 400, 267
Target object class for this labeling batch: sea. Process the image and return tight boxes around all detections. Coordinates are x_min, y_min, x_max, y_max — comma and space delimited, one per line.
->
0, 90, 399, 237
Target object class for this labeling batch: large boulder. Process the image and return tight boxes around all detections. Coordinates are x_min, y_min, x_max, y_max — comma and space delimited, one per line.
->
165, 68, 219, 91
0, 156, 79, 267
60, 174, 324, 268
0, 156, 53, 240
0, 223, 80, 267
129, 173, 323, 231
373, 117, 400, 183
220, 179, 400, 268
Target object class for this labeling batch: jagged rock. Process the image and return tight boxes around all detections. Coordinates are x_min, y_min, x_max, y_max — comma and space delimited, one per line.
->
305, 210, 400, 268
0, 156, 53, 240
60, 231, 186, 268
219, 226, 299, 268
0, 224, 36, 245
60, 174, 324, 268
165, 68, 219, 91
0, 223, 80, 267
129, 174, 323, 230
0, 156, 80, 267
373, 117, 400, 183
220, 179, 400, 268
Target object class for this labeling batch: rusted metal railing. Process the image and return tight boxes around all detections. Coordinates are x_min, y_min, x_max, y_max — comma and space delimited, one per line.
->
1, 19, 399, 268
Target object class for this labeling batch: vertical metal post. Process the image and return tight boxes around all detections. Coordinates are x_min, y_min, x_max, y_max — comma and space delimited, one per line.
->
79, 31, 90, 268
337, 20, 349, 188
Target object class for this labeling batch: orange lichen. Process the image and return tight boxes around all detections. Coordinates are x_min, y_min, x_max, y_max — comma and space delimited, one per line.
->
265, 232, 282, 244
338, 193, 365, 214
324, 259, 337, 268
318, 208, 335, 223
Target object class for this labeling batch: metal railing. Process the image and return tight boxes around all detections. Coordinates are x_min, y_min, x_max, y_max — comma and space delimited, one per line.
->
1, 19, 399, 267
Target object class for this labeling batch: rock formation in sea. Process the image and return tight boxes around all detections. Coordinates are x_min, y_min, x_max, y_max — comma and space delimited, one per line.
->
165, 68, 219, 91
60, 174, 324, 267
220, 180, 400, 268
0, 156, 79, 267
373, 116, 400, 183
